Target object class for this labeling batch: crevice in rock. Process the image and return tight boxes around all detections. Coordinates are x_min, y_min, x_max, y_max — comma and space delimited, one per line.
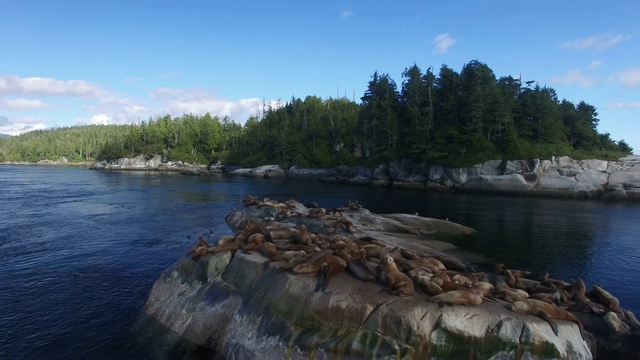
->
357, 298, 402, 330
514, 323, 526, 360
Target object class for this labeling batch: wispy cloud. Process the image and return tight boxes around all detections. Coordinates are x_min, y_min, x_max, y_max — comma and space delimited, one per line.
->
558, 32, 632, 51
587, 61, 603, 70
150, 87, 280, 121
124, 76, 142, 84
432, 33, 456, 54
551, 69, 596, 87
0, 115, 47, 135
608, 67, 640, 87
0, 75, 106, 97
0, 98, 53, 111
339, 9, 353, 21
606, 102, 640, 110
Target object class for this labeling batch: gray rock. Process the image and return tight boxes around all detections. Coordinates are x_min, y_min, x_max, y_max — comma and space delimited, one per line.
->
145, 203, 596, 359
463, 174, 533, 193
604, 166, 640, 200
287, 166, 331, 180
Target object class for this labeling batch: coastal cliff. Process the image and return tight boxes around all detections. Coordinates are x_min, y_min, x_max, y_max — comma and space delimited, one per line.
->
144, 198, 640, 359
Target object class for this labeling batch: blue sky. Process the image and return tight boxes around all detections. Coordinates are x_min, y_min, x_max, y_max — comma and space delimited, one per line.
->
1, 0, 639, 153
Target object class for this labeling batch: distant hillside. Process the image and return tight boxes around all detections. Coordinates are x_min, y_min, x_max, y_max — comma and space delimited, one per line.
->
0, 134, 10, 138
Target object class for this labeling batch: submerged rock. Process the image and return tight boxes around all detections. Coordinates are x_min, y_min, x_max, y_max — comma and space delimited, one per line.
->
144, 198, 639, 359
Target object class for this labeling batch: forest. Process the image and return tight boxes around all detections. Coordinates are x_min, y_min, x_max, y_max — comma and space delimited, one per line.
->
0, 60, 633, 167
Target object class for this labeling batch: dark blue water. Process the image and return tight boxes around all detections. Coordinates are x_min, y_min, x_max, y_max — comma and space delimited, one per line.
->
0, 165, 638, 359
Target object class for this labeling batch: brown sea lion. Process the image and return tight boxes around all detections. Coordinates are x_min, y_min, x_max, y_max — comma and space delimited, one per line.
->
216, 235, 236, 246
268, 227, 298, 240
198, 235, 210, 248
510, 299, 585, 339
243, 233, 267, 253
590, 284, 620, 312
571, 278, 604, 314
603, 312, 630, 334
505, 270, 528, 291
495, 287, 525, 303
380, 255, 415, 296
244, 219, 272, 242
429, 290, 483, 306
257, 242, 279, 258
243, 194, 259, 206
412, 275, 444, 296
316, 259, 347, 292
297, 224, 311, 245
347, 257, 377, 282
188, 245, 209, 259
291, 252, 346, 275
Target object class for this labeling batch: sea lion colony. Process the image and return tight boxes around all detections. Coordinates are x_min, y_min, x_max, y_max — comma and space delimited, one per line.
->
187, 195, 639, 340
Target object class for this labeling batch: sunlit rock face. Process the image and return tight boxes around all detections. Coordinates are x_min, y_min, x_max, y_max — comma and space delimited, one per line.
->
144, 200, 614, 360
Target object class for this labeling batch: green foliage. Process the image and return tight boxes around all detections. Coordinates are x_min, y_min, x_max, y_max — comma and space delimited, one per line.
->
0, 60, 632, 168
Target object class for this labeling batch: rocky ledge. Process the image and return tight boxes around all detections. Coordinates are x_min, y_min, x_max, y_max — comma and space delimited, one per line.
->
144, 197, 639, 359
89, 155, 640, 200
89, 154, 221, 175
255, 155, 640, 200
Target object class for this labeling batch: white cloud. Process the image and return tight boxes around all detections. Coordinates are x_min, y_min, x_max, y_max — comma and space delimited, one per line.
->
0, 115, 47, 135
0, 98, 52, 110
339, 9, 353, 21
151, 87, 278, 121
432, 33, 456, 54
0, 74, 281, 135
124, 76, 142, 83
606, 102, 640, 110
587, 61, 603, 70
558, 32, 632, 51
608, 67, 640, 87
0, 75, 106, 97
551, 69, 596, 87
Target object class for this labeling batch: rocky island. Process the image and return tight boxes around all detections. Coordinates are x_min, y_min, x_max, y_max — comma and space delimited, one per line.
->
144, 197, 639, 359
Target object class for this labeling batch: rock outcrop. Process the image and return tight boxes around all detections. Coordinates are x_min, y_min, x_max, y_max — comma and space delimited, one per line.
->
89, 155, 640, 200
89, 154, 214, 174
283, 155, 640, 200
145, 199, 638, 359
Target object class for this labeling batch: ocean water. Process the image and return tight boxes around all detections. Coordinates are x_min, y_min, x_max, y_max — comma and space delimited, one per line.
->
0, 165, 638, 359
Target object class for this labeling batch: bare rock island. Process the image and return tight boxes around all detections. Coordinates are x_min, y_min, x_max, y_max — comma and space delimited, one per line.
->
144, 197, 639, 359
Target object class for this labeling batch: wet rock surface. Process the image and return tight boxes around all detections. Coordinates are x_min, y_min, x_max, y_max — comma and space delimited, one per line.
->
144, 197, 639, 359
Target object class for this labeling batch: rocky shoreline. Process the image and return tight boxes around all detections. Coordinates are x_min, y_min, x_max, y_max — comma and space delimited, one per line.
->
10, 153, 638, 201
88, 154, 640, 201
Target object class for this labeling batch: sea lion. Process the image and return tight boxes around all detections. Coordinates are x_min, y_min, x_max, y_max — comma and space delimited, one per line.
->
495, 287, 525, 303
216, 235, 236, 246
243, 233, 267, 253
603, 312, 630, 334
316, 258, 347, 292
451, 274, 472, 286
571, 278, 604, 314
429, 290, 483, 306
505, 270, 528, 291
297, 224, 311, 245
257, 242, 279, 258
243, 194, 259, 206
244, 220, 272, 242
291, 252, 345, 275
380, 255, 415, 296
590, 284, 620, 312
198, 235, 210, 248
347, 257, 377, 282
510, 299, 585, 339
412, 275, 444, 296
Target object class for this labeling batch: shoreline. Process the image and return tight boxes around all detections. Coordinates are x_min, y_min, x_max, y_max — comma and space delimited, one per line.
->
5, 154, 639, 201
